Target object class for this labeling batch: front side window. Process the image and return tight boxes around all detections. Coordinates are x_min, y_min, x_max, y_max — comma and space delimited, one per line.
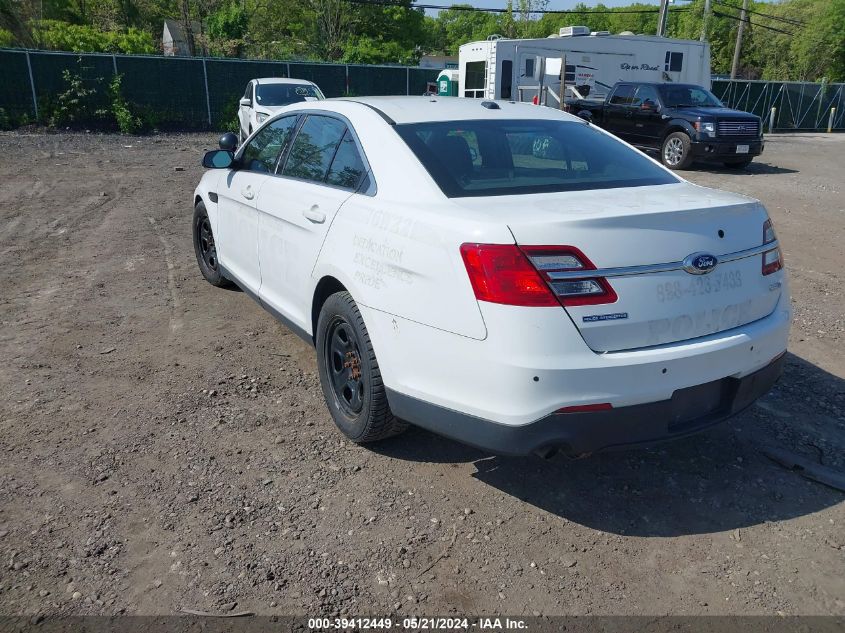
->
240, 115, 299, 173
282, 115, 347, 183
609, 84, 636, 106
395, 119, 679, 198
255, 83, 324, 107
243, 82, 252, 102
633, 85, 660, 107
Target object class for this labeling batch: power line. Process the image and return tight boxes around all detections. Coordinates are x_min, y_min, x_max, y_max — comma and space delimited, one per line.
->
712, 0, 806, 27
712, 10, 795, 36
343, 0, 690, 15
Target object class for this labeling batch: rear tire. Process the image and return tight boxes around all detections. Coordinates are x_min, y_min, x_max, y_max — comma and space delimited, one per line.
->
724, 159, 752, 169
661, 132, 694, 170
192, 201, 232, 288
316, 291, 408, 443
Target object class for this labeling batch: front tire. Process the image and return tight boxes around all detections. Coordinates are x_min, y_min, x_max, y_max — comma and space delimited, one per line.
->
661, 132, 694, 170
192, 201, 232, 288
316, 291, 408, 443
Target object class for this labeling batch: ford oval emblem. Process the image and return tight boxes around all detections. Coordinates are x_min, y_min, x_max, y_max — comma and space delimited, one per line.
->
683, 252, 718, 275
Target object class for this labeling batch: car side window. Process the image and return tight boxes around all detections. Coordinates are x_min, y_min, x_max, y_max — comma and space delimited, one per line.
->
282, 115, 347, 183
633, 85, 660, 107
609, 84, 636, 106
243, 82, 252, 105
240, 115, 298, 173
326, 130, 366, 189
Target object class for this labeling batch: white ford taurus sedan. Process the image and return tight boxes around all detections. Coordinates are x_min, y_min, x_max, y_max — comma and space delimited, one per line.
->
193, 96, 790, 458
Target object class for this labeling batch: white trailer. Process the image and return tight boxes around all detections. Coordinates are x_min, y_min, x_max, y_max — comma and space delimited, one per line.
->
458, 27, 711, 107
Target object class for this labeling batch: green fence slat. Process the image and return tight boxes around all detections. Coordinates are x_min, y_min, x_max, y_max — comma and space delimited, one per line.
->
0, 51, 33, 123
115, 55, 207, 129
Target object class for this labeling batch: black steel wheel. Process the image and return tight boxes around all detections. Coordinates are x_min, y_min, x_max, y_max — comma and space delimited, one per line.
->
325, 316, 365, 417
192, 201, 232, 288
316, 291, 408, 443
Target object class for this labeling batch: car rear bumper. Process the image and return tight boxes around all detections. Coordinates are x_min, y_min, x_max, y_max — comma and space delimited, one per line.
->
690, 138, 764, 160
387, 354, 784, 457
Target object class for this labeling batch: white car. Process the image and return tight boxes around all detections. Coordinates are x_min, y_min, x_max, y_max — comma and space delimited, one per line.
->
237, 78, 324, 142
193, 97, 789, 458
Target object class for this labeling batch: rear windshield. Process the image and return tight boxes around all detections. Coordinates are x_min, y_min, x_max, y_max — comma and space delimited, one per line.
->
255, 83, 323, 106
395, 119, 678, 198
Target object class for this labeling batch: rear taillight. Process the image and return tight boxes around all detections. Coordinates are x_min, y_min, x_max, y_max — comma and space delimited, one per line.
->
459, 244, 617, 307
762, 219, 783, 276
459, 244, 558, 307
522, 245, 618, 307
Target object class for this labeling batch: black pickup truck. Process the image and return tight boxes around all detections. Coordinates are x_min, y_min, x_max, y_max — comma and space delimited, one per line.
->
567, 82, 764, 170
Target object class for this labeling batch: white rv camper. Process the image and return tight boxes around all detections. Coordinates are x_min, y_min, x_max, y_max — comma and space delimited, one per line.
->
458, 27, 711, 107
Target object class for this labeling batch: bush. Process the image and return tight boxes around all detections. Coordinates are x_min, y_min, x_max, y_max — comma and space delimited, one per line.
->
0, 28, 14, 48
50, 69, 98, 127
0, 108, 10, 130
217, 99, 240, 133
36, 20, 156, 54
109, 74, 141, 134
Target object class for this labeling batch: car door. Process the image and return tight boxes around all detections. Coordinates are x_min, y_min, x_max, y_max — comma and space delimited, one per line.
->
216, 117, 292, 293
256, 113, 369, 330
603, 83, 637, 141
628, 84, 663, 147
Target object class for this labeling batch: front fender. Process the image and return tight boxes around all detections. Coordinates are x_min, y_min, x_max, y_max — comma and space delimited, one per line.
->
193, 171, 225, 234
664, 119, 697, 141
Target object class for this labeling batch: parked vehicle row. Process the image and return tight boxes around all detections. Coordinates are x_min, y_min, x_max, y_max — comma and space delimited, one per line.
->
193, 95, 789, 458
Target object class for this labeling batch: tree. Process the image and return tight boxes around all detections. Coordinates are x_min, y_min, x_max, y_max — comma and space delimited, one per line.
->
206, 0, 247, 56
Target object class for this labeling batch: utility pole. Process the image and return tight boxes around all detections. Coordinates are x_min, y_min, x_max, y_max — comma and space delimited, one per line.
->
730, 0, 750, 79
700, 0, 711, 42
656, 0, 670, 37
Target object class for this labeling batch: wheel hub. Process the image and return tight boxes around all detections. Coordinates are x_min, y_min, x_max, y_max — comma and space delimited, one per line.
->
326, 320, 365, 416
665, 138, 683, 165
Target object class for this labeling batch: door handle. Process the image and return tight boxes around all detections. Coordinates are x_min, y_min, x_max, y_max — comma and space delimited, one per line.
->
241, 185, 254, 200
302, 206, 326, 224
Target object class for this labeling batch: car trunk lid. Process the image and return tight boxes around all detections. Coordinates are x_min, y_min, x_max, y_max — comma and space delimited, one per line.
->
454, 183, 784, 352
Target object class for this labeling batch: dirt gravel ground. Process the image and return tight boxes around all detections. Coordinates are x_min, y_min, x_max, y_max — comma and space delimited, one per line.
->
0, 130, 843, 619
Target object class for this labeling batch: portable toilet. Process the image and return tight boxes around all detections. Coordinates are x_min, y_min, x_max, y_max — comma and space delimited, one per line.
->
437, 69, 460, 97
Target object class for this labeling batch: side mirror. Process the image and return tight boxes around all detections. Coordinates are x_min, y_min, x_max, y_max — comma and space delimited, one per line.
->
202, 149, 234, 169
576, 110, 593, 123
219, 132, 238, 151
239, 97, 251, 107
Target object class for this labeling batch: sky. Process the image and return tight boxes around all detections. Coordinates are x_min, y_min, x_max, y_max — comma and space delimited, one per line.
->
423, 0, 666, 17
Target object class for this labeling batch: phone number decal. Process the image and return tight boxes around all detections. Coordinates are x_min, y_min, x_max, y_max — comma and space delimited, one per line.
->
657, 270, 742, 303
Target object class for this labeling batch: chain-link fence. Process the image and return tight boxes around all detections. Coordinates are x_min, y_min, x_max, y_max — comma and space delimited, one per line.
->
711, 79, 845, 131
0, 48, 438, 129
